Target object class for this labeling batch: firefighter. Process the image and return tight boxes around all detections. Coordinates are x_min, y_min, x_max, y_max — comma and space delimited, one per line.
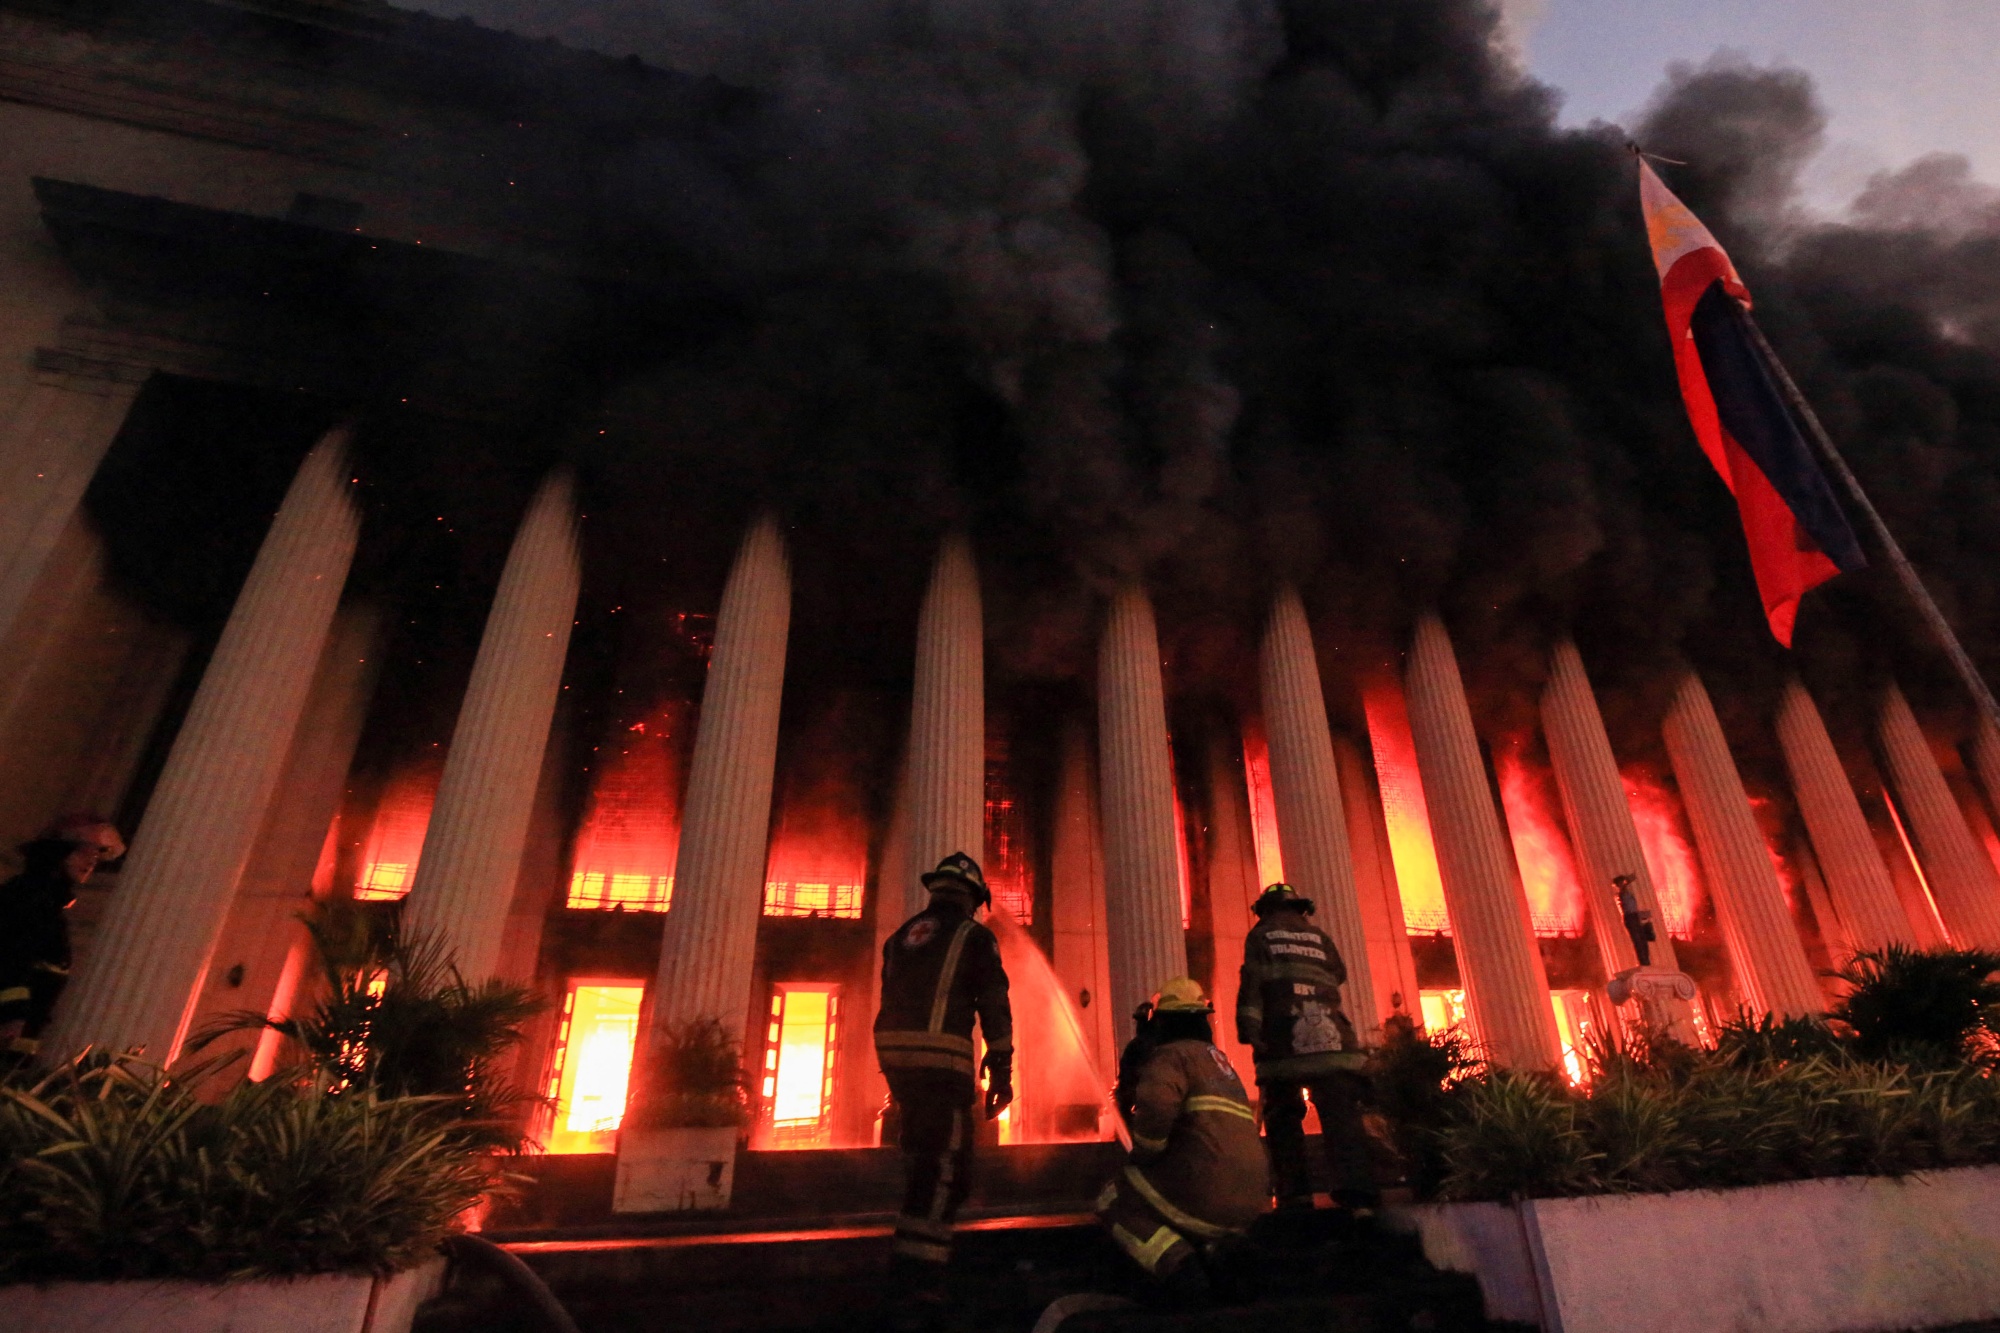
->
0, 815, 124, 1061
1238, 882, 1377, 1215
1096, 977, 1267, 1295
873, 851, 1013, 1322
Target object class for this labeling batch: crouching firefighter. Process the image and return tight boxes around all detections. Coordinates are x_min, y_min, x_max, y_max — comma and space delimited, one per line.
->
873, 852, 1013, 1320
1239, 882, 1377, 1215
1097, 978, 1268, 1295
0, 815, 124, 1062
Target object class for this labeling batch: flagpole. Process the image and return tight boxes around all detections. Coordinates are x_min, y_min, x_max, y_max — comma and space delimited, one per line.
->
1735, 303, 2000, 732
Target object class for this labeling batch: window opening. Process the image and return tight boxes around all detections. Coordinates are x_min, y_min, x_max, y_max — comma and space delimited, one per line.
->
541, 981, 644, 1154
760, 984, 840, 1148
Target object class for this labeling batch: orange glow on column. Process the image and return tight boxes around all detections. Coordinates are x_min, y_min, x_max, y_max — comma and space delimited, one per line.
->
542, 981, 644, 1154
1622, 767, 1703, 938
1495, 746, 1586, 936
355, 765, 439, 901
760, 984, 839, 1149
1363, 678, 1450, 934
1241, 723, 1286, 888
569, 713, 682, 911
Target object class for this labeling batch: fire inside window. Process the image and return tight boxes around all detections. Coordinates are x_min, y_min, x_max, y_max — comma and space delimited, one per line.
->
354, 768, 438, 902
568, 871, 674, 912
762, 879, 865, 919
761, 984, 839, 1148
1418, 988, 1467, 1037
1549, 989, 1596, 1086
542, 981, 645, 1155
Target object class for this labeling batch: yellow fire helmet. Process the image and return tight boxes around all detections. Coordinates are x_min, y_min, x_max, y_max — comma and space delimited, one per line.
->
1151, 976, 1214, 1014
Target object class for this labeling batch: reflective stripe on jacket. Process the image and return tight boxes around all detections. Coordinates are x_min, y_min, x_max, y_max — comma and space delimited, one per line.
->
1103, 1037, 1267, 1249
1237, 906, 1364, 1079
874, 901, 1011, 1083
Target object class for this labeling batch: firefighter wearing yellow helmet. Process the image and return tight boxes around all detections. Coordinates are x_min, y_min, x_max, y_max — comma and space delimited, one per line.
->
1095, 977, 1267, 1296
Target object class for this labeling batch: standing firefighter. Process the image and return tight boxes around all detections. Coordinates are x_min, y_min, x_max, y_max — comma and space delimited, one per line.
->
873, 852, 1013, 1322
1097, 977, 1267, 1296
1238, 882, 1377, 1214
0, 815, 124, 1061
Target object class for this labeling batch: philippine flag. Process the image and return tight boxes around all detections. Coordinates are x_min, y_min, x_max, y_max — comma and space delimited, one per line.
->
1640, 159, 1864, 646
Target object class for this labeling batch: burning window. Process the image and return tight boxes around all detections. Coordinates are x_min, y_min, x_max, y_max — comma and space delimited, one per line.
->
985, 727, 1035, 924
1496, 748, 1586, 937
1419, 988, 1467, 1035
354, 766, 438, 901
1623, 768, 1703, 939
763, 878, 866, 919
567, 714, 682, 912
1364, 681, 1451, 934
760, 984, 839, 1149
1241, 724, 1286, 888
542, 981, 645, 1155
1550, 989, 1597, 1086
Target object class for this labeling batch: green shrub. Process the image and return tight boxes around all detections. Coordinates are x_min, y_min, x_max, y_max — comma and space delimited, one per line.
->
628, 1017, 749, 1131
0, 1054, 494, 1283
1833, 945, 2000, 1067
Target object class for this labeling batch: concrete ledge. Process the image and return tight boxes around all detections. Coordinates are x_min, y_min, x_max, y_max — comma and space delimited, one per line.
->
1388, 1164, 2000, 1332
0, 1257, 444, 1333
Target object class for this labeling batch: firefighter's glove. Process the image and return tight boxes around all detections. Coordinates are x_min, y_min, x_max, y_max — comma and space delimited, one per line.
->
982, 1050, 1014, 1120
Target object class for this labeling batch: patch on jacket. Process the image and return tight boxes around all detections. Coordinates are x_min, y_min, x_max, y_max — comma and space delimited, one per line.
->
1205, 1045, 1242, 1086
902, 918, 939, 949
1291, 1001, 1346, 1054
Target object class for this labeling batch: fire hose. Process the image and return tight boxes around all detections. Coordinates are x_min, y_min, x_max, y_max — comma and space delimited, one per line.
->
439, 1233, 583, 1333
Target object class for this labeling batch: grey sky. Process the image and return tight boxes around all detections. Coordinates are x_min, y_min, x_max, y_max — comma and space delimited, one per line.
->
1518, 0, 2000, 209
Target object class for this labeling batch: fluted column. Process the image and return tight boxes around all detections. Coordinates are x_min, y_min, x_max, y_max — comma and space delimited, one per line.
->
650, 516, 791, 1044
1260, 586, 1377, 1037
1541, 641, 1679, 978
1776, 679, 1917, 952
0, 377, 139, 643
1331, 733, 1421, 1023
44, 431, 359, 1061
1097, 586, 1187, 1046
903, 533, 986, 917
1877, 683, 2000, 947
1051, 717, 1115, 1074
403, 472, 581, 982
1973, 716, 2000, 835
1403, 615, 1561, 1069
1662, 673, 1821, 1017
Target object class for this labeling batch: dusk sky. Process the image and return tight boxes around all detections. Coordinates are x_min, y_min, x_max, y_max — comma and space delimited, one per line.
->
1518, 0, 2000, 210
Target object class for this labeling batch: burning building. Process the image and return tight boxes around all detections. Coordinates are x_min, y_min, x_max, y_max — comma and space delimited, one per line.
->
6, 0, 2000, 1180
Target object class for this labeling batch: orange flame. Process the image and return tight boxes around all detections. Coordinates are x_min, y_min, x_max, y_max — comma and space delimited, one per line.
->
762, 803, 868, 920
1241, 723, 1286, 888
1495, 746, 1586, 936
1362, 678, 1449, 934
355, 765, 439, 901
1621, 767, 1701, 938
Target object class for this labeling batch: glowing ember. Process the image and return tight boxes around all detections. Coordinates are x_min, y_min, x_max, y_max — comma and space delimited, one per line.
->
762, 985, 839, 1147
1240, 724, 1286, 887
568, 720, 680, 911
1495, 747, 1586, 937
354, 765, 438, 901
1363, 679, 1450, 934
1622, 767, 1701, 938
543, 982, 644, 1155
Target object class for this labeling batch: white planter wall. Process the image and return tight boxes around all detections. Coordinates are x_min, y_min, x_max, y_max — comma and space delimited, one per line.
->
0, 1257, 443, 1333
1391, 1165, 2000, 1333
614, 1125, 739, 1213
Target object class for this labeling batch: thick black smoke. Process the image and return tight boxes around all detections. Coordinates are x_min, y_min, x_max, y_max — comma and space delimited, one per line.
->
428, 0, 2000, 758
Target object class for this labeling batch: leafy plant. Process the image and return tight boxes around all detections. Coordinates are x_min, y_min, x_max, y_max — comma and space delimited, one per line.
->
1713, 1010, 1847, 1069
191, 904, 543, 1149
627, 1017, 749, 1131
0, 1053, 494, 1283
1832, 945, 2000, 1067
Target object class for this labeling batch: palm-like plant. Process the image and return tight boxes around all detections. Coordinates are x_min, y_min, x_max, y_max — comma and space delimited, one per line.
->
1832, 945, 2000, 1066
627, 1017, 749, 1132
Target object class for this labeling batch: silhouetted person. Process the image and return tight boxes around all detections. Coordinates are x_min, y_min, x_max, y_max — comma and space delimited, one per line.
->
0, 815, 124, 1061
873, 852, 1012, 1329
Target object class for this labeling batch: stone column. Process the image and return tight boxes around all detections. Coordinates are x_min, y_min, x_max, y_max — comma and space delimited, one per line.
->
1662, 673, 1821, 1018
1403, 615, 1561, 1069
1331, 733, 1421, 1023
903, 533, 985, 915
1259, 586, 1378, 1036
403, 472, 582, 983
44, 430, 359, 1061
1097, 585, 1187, 1046
1877, 683, 2000, 948
1541, 640, 1681, 978
1775, 679, 1918, 952
1202, 723, 1261, 1075
1051, 717, 1116, 1076
650, 516, 791, 1044
0, 375, 139, 643
1973, 716, 2000, 834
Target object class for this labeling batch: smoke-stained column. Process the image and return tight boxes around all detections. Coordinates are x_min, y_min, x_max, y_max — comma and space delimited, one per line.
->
1776, 679, 1919, 952
1097, 586, 1187, 1046
903, 533, 985, 916
1541, 641, 1679, 978
1259, 586, 1378, 1034
45, 431, 359, 1061
1331, 733, 1420, 1023
1051, 718, 1115, 1075
1662, 673, 1821, 1018
0, 376, 139, 643
403, 472, 582, 982
1877, 683, 2000, 947
1403, 615, 1561, 1069
650, 517, 791, 1043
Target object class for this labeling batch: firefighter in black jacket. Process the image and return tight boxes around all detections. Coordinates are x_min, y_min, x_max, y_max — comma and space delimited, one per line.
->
0, 815, 124, 1061
1237, 882, 1377, 1214
874, 851, 1013, 1318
